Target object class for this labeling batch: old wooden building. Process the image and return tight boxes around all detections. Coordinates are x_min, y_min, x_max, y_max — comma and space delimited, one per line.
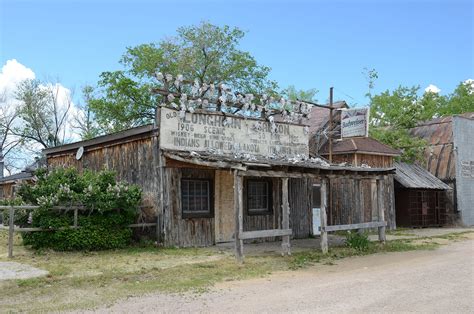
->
44, 108, 394, 250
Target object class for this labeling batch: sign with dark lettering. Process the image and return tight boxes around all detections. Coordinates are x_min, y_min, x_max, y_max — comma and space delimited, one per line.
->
159, 108, 309, 158
340, 108, 369, 138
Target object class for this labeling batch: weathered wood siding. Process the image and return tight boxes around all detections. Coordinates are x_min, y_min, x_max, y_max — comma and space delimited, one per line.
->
328, 175, 395, 229
323, 154, 394, 168
163, 168, 215, 247
289, 178, 313, 238
46, 134, 161, 224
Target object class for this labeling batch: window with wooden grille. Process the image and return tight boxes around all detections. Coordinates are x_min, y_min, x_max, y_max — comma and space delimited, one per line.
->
246, 179, 272, 215
181, 179, 213, 218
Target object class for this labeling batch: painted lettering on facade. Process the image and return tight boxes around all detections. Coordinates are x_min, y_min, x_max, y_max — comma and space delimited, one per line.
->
160, 108, 309, 158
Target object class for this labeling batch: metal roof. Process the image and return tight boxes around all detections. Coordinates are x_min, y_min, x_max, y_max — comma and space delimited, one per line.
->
394, 161, 451, 190
410, 112, 474, 181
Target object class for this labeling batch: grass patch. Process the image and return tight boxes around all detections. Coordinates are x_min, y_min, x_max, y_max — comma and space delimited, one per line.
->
0, 229, 471, 312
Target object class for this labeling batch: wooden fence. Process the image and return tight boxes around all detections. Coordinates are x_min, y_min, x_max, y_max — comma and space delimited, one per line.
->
0, 205, 157, 258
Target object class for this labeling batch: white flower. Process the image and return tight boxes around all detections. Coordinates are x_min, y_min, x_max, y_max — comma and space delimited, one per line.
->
165, 74, 173, 82
188, 106, 195, 113
218, 95, 226, 103
167, 94, 175, 102
176, 74, 184, 81
202, 99, 209, 107
156, 72, 164, 81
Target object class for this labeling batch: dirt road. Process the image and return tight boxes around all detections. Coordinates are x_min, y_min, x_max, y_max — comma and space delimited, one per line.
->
91, 239, 474, 313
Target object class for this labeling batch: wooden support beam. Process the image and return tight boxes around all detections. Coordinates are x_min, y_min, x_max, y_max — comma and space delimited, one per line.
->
164, 152, 247, 171
234, 171, 244, 263
320, 178, 328, 254
239, 229, 292, 240
8, 206, 14, 258
73, 209, 78, 228
321, 221, 386, 232
377, 179, 386, 243
237, 169, 319, 179
281, 178, 291, 256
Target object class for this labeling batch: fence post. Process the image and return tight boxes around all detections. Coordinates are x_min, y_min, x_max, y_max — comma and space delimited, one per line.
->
8, 206, 14, 258
73, 208, 78, 228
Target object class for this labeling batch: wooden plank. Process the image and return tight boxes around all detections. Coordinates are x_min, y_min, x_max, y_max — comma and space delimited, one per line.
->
8, 206, 14, 258
164, 152, 247, 171
377, 179, 386, 242
234, 171, 244, 263
281, 178, 291, 256
239, 229, 292, 240
320, 178, 328, 254
238, 170, 319, 179
321, 221, 387, 232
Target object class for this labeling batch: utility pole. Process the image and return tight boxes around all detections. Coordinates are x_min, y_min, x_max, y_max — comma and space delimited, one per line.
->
328, 87, 334, 163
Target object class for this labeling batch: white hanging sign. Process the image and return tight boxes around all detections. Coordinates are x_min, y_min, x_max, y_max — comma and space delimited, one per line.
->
340, 108, 369, 138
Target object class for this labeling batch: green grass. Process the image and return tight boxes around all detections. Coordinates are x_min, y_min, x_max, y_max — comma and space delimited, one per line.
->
0, 229, 471, 312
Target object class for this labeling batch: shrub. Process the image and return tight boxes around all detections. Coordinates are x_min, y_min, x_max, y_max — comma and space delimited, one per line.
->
345, 231, 371, 252
15, 167, 142, 251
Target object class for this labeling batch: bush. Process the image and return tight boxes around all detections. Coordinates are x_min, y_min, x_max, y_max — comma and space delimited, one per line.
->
22, 211, 134, 251
345, 231, 371, 252
15, 167, 142, 251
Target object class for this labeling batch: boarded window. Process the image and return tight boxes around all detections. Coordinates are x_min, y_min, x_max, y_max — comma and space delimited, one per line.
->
181, 179, 212, 218
247, 179, 272, 215
312, 184, 321, 208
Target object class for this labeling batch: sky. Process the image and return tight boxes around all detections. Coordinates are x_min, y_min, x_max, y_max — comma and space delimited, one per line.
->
0, 0, 473, 107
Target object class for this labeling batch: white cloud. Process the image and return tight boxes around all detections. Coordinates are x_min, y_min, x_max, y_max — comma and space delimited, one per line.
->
424, 84, 441, 94
0, 59, 81, 174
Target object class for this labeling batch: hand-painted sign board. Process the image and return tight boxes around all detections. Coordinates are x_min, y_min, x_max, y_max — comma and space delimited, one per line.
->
159, 108, 309, 158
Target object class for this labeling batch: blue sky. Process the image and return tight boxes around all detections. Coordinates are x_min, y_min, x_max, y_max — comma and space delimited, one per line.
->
1, 0, 473, 106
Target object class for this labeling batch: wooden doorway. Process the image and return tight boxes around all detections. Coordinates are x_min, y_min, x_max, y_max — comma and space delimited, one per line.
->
214, 170, 235, 242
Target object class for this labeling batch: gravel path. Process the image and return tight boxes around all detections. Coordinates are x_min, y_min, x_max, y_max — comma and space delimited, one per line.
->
85, 238, 474, 313
0, 262, 48, 280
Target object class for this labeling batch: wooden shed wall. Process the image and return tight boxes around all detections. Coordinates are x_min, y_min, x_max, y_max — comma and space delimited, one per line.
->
163, 168, 215, 247
46, 135, 161, 222
328, 175, 395, 229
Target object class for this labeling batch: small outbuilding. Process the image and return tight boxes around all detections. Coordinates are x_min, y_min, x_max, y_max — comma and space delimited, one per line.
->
394, 162, 452, 227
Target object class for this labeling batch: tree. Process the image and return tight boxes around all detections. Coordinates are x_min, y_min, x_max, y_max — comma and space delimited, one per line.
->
14, 79, 72, 149
0, 91, 23, 175
89, 22, 279, 132
441, 80, 474, 115
72, 86, 101, 140
282, 85, 318, 102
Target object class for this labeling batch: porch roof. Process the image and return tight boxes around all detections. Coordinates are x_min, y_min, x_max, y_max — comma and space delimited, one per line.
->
163, 150, 395, 176
394, 162, 451, 190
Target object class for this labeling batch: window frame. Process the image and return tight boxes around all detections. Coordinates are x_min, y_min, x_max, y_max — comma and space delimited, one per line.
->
180, 178, 214, 219
246, 178, 273, 216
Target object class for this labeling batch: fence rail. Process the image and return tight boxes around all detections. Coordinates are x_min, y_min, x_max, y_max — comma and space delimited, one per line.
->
0, 205, 157, 258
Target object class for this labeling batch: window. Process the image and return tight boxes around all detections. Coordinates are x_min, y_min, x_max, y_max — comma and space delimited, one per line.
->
246, 179, 272, 215
181, 179, 213, 218
312, 184, 321, 208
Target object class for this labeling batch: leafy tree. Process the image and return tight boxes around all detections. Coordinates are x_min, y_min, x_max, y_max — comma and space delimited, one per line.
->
14, 79, 72, 149
283, 85, 318, 102
72, 86, 101, 140
441, 80, 474, 115
89, 22, 278, 132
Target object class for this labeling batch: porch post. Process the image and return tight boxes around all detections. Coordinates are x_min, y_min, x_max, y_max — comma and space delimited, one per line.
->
320, 178, 328, 254
377, 178, 386, 243
234, 171, 244, 263
281, 177, 291, 256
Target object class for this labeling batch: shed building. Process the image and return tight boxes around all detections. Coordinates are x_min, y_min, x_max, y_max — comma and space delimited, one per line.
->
410, 113, 474, 225
394, 162, 451, 227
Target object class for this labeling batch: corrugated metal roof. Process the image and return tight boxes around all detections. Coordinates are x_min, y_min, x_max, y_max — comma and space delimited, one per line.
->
410, 113, 474, 181
320, 137, 401, 156
394, 161, 451, 190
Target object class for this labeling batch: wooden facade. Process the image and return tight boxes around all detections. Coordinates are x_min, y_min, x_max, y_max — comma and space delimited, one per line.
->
45, 110, 396, 248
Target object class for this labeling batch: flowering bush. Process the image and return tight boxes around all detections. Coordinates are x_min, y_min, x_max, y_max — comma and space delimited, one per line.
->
16, 167, 142, 251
